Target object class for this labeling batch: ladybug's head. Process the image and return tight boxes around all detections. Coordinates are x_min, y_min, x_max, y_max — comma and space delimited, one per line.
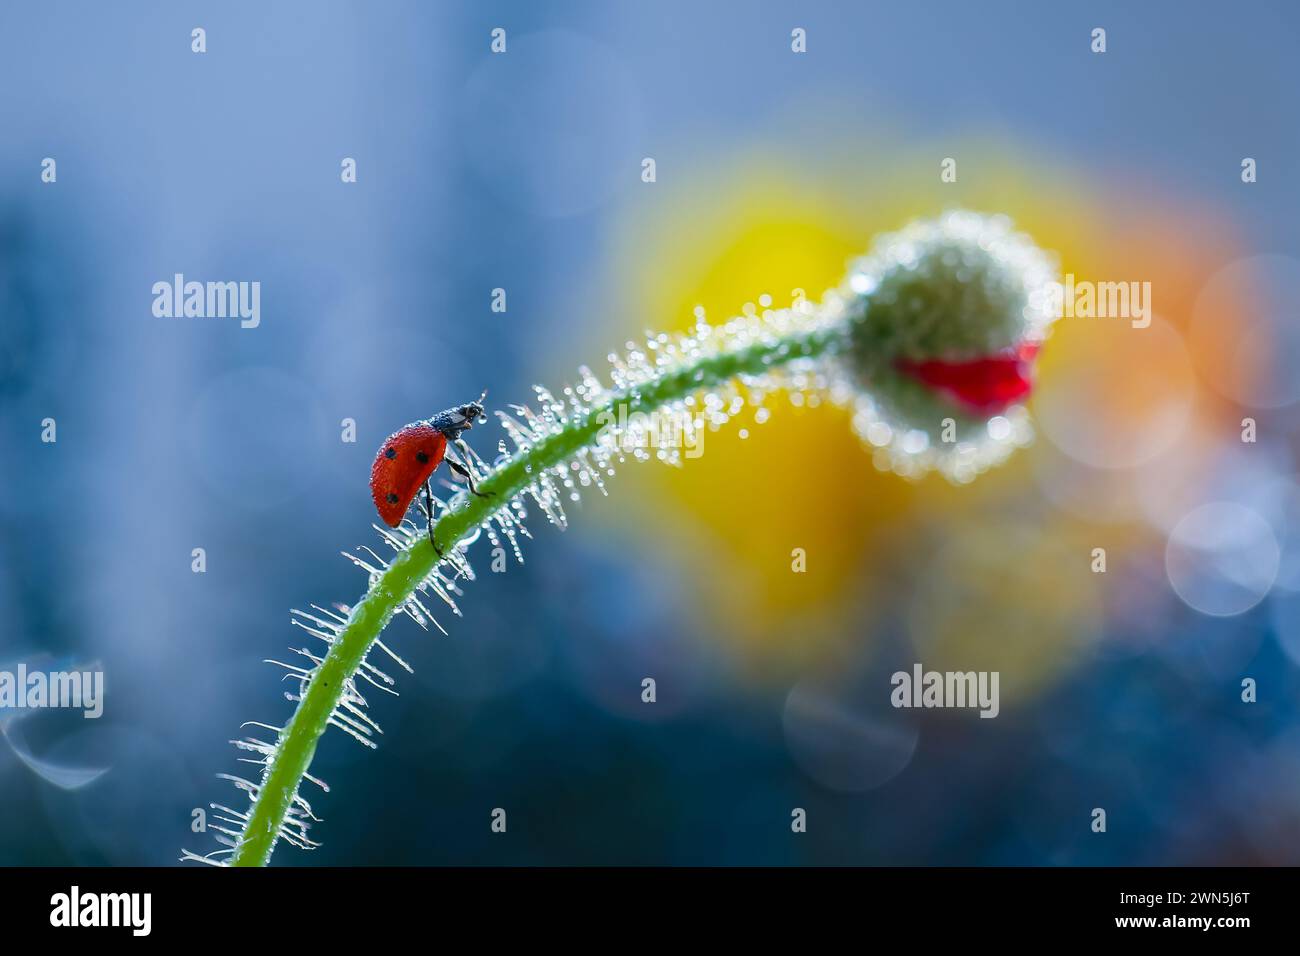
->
455, 400, 486, 429
430, 391, 489, 438
458, 389, 489, 427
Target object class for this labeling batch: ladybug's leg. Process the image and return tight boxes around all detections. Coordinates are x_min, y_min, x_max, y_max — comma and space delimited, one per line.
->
457, 439, 494, 496
447, 443, 493, 498
445, 458, 489, 497
423, 480, 443, 557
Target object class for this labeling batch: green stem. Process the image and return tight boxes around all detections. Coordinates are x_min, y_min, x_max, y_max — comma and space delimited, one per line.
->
229, 324, 838, 866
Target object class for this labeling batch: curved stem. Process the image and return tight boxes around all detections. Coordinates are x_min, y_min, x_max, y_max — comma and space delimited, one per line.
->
229, 325, 837, 866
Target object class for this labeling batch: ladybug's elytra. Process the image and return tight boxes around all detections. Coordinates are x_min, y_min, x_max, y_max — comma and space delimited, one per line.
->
370, 394, 491, 555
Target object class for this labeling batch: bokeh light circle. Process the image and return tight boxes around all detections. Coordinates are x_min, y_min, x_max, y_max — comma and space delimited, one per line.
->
1190, 255, 1300, 409
783, 679, 918, 793
1164, 502, 1279, 617
1035, 315, 1194, 470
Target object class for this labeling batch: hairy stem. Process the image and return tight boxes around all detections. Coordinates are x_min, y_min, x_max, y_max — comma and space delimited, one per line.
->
230, 324, 837, 866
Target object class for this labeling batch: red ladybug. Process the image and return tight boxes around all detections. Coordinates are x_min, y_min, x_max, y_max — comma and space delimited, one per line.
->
370, 394, 490, 554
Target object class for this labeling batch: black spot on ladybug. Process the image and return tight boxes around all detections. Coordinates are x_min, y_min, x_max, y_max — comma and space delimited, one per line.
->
386, 493, 399, 505
385, 447, 397, 459
416, 451, 429, 463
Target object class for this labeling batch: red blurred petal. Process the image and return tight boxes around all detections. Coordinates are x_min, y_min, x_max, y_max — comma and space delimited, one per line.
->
895, 343, 1039, 415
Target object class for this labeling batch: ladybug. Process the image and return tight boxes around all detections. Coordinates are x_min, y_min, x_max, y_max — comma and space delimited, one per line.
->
370, 393, 491, 555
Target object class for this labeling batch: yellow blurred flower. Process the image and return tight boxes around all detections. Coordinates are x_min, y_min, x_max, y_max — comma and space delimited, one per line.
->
571, 138, 1252, 688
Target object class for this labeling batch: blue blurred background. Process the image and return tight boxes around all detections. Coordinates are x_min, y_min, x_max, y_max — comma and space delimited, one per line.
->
2, 1, 1300, 865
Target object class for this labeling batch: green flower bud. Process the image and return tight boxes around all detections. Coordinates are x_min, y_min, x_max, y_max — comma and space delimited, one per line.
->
835, 211, 1060, 481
